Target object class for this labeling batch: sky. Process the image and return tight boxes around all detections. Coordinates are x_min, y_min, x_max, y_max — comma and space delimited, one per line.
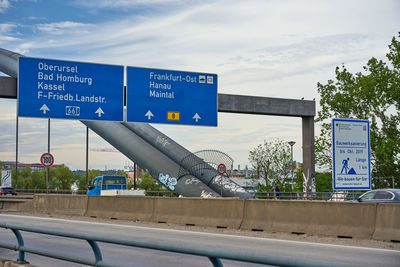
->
0, 0, 399, 171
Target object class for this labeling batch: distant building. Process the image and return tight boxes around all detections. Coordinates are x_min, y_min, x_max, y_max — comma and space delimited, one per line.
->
227, 165, 259, 192
1, 161, 60, 171
124, 161, 142, 179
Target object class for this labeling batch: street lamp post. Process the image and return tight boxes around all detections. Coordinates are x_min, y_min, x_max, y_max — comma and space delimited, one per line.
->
288, 141, 296, 192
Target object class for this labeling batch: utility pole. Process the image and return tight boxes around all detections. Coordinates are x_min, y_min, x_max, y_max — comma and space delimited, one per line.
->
86, 126, 89, 190
288, 141, 296, 192
133, 162, 137, 189
15, 113, 18, 189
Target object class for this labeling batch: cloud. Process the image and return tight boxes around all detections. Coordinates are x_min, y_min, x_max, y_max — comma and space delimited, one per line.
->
72, 0, 186, 9
0, 0, 10, 13
36, 21, 92, 35
0, 23, 19, 43
0, 23, 15, 32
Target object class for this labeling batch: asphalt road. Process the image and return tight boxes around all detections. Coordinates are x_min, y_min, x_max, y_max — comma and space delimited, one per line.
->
0, 214, 399, 267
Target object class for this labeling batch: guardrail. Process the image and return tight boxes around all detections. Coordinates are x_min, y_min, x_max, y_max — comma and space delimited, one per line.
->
254, 191, 363, 201
17, 188, 363, 200
15, 189, 176, 197
0, 222, 351, 267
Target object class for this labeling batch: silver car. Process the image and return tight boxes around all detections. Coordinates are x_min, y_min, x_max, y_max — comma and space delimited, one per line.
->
354, 189, 400, 203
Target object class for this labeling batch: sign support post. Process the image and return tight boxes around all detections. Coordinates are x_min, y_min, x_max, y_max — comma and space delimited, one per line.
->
86, 126, 89, 191
40, 151, 54, 193
46, 119, 50, 193
15, 110, 18, 189
217, 164, 227, 197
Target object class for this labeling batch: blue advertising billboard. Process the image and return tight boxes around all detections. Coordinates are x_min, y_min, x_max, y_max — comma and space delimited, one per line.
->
18, 57, 124, 121
126, 66, 217, 126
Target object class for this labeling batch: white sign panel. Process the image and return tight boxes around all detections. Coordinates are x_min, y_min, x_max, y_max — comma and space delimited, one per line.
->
1, 170, 12, 187
332, 118, 371, 190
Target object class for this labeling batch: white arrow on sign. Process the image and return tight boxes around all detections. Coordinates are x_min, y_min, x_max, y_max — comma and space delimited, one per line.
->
193, 113, 201, 122
95, 107, 104, 117
145, 110, 154, 120
40, 104, 50, 114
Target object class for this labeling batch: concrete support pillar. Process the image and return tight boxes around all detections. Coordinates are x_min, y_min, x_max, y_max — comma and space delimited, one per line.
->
302, 116, 315, 192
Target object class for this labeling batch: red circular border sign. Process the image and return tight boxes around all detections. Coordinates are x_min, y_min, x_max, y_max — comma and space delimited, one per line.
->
217, 163, 226, 175
40, 153, 54, 167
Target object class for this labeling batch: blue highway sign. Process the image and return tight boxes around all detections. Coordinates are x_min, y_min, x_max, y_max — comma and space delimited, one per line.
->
126, 66, 217, 126
18, 57, 124, 121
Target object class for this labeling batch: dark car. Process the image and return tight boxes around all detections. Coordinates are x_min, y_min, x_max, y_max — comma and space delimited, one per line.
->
0, 186, 18, 196
352, 189, 400, 203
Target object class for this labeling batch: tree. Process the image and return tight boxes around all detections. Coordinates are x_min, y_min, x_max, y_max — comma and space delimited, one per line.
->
75, 169, 101, 190
248, 139, 292, 191
137, 171, 166, 191
31, 170, 46, 189
316, 33, 400, 187
11, 167, 32, 188
49, 165, 74, 190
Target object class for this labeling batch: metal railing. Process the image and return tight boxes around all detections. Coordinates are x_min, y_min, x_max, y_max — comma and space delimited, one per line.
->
15, 189, 363, 201
15, 189, 177, 197
0, 222, 352, 267
254, 191, 363, 201
15, 189, 87, 195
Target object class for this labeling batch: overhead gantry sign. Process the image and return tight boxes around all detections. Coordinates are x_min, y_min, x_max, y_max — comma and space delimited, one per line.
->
18, 56, 218, 126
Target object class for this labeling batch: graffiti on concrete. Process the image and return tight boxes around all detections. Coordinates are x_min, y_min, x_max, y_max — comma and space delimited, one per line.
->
212, 175, 246, 193
158, 173, 177, 191
184, 177, 200, 185
200, 190, 217, 198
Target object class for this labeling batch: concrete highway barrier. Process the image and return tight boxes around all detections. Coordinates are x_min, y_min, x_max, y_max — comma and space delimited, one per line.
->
153, 197, 244, 228
0, 198, 33, 213
373, 203, 400, 242
85, 195, 155, 222
33, 194, 87, 216
28, 195, 400, 241
240, 200, 377, 238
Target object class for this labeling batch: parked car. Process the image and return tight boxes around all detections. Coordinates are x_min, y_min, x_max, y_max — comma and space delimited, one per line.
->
350, 189, 400, 203
329, 191, 347, 201
0, 186, 18, 196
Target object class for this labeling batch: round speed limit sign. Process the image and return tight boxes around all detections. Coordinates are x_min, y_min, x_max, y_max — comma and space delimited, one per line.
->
40, 153, 54, 168
217, 163, 226, 175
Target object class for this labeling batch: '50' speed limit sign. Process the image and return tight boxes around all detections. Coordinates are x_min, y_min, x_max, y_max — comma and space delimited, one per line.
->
40, 153, 54, 167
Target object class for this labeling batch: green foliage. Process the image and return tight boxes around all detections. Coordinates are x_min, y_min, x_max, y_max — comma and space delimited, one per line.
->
294, 169, 304, 192
74, 169, 102, 190
137, 171, 166, 191
127, 178, 134, 190
49, 164, 73, 190
7, 166, 142, 192
31, 170, 46, 189
315, 172, 332, 192
316, 33, 400, 186
249, 139, 292, 191
11, 167, 36, 189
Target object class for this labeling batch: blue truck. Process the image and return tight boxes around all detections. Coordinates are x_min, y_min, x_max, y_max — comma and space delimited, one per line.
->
87, 176, 127, 196
87, 176, 145, 196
